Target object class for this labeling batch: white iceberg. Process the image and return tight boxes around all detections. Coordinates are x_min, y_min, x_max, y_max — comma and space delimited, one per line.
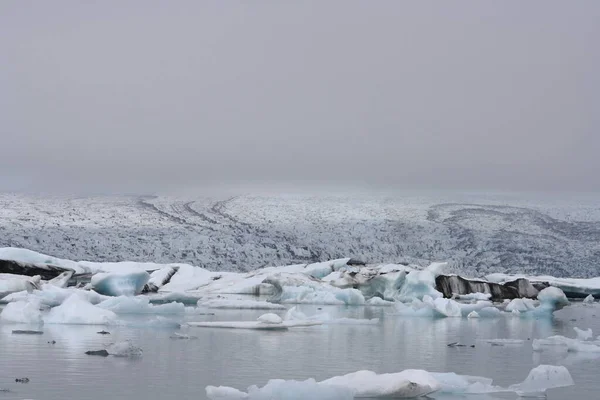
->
97, 296, 184, 314
0, 274, 40, 298
256, 313, 283, 324
467, 311, 480, 318
2, 285, 110, 307
188, 311, 322, 330
0, 298, 43, 324
284, 306, 379, 325
44, 293, 117, 325
91, 270, 150, 297
366, 297, 395, 306
197, 299, 286, 310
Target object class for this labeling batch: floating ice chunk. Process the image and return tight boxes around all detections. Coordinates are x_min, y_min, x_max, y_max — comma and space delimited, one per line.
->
198, 299, 286, 310
106, 341, 143, 358
467, 311, 480, 318
508, 365, 574, 396
574, 327, 593, 341
454, 292, 492, 301
0, 299, 43, 324
477, 307, 502, 318
583, 294, 595, 304
44, 293, 117, 325
366, 297, 395, 306
97, 296, 184, 314
284, 306, 377, 325
148, 291, 204, 305
273, 286, 365, 305
537, 287, 569, 308
257, 313, 283, 324
483, 339, 525, 346
91, 271, 150, 297
505, 298, 537, 313
188, 321, 289, 330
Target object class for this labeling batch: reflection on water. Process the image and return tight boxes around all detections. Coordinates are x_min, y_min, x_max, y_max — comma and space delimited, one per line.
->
0, 303, 599, 399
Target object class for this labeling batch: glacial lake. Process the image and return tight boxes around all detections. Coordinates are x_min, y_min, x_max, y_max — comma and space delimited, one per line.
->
1, 302, 599, 400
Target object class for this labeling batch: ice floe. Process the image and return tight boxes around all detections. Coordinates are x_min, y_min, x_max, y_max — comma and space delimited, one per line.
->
206, 365, 573, 399
91, 270, 150, 296
0, 299, 43, 324
96, 296, 185, 314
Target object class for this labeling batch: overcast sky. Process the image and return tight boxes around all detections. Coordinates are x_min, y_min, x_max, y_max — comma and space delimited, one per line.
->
1, 1, 599, 194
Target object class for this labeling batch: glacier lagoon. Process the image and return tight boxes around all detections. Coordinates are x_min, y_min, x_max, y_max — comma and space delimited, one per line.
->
1, 301, 599, 400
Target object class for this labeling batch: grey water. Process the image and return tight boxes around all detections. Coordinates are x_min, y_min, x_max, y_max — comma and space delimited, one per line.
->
1, 303, 599, 400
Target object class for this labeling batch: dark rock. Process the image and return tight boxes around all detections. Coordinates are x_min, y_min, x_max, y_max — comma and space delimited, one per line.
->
15, 378, 29, 383
12, 330, 43, 335
435, 275, 542, 300
48, 340, 56, 344
0, 259, 73, 280
85, 349, 110, 357
97, 330, 111, 335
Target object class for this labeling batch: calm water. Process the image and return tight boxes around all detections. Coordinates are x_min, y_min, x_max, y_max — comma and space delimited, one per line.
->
1, 302, 599, 400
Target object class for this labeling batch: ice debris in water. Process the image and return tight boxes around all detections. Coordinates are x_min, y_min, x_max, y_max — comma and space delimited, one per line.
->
453, 292, 491, 301
91, 271, 150, 297
284, 306, 378, 325
505, 298, 537, 313
0, 298, 43, 324
206, 365, 573, 399
44, 293, 117, 325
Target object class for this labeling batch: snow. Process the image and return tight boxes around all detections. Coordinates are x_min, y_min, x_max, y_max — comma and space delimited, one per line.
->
97, 296, 185, 314
0, 299, 43, 324
256, 313, 283, 324
44, 293, 117, 325
197, 299, 286, 310
91, 270, 150, 296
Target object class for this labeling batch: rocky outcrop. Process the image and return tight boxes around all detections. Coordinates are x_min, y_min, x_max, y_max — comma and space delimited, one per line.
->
0, 259, 73, 281
435, 275, 548, 300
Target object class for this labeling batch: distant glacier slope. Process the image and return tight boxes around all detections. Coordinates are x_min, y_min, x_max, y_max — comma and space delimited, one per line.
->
0, 192, 599, 277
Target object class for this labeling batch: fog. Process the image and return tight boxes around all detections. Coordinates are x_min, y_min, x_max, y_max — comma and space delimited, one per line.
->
1, 1, 599, 194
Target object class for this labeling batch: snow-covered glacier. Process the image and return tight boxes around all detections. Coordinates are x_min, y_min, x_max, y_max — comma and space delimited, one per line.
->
1, 192, 600, 277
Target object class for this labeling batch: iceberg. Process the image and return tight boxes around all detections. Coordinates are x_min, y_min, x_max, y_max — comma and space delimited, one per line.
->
284, 306, 379, 325
197, 299, 286, 310
366, 297, 395, 306
0, 274, 40, 298
467, 311, 480, 318
106, 341, 143, 358
574, 327, 593, 341
454, 292, 491, 301
91, 270, 150, 297
96, 296, 185, 314
44, 293, 117, 325
0, 299, 43, 324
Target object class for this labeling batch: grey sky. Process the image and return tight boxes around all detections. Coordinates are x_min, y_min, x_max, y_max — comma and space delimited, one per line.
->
1, 1, 599, 194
